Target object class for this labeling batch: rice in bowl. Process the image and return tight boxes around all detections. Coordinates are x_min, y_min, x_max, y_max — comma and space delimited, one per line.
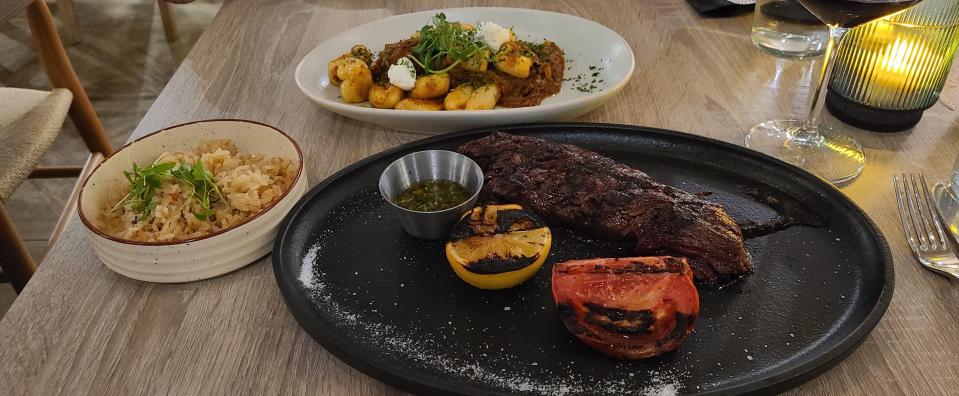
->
98, 139, 296, 242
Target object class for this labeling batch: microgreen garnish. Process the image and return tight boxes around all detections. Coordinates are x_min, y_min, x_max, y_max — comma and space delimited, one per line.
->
113, 158, 229, 221
171, 160, 228, 221
113, 161, 176, 219
410, 13, 488, 74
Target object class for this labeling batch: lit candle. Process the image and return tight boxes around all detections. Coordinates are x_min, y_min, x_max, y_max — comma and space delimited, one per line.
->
826, 2, 959, 131
873, 36, 941, 96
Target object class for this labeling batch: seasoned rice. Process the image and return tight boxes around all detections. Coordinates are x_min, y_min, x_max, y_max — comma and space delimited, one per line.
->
98, 139, 296, 242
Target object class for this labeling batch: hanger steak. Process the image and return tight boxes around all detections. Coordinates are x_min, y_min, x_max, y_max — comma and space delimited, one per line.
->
458, 132, 753, 287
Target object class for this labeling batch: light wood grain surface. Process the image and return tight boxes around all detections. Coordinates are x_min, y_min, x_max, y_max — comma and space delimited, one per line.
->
1, 0, 958, 394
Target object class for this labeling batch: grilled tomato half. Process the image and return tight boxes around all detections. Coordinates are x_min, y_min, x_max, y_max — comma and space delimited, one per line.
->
551, 256, 700, 359
445, 204, 551, 290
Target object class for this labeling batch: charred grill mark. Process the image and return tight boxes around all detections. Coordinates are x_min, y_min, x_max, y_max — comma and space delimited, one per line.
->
448, 222, 471, 240
463, 254, 538, 274
661, 312, 696, 344
447, 208, 546, 241
613, 259, 686, 275
447, 205, 487, 240
495, 209, 546, 234
556, 303, 588, 335
663, 257, 688, 271
584, 303, 654, 334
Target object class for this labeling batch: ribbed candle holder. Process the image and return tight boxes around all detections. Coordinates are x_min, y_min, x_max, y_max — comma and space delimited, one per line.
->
826, 0, 959, 132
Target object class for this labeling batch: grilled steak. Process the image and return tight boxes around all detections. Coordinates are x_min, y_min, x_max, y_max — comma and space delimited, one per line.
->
458, 132, 752, 286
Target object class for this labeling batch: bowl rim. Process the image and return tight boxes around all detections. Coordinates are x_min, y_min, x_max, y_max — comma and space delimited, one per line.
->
377, 149, 485, 215
294, 6, 636, 116
77, 118, 305, 247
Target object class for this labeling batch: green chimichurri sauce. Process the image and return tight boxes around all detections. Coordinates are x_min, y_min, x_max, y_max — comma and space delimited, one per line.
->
395, 180, 469, 212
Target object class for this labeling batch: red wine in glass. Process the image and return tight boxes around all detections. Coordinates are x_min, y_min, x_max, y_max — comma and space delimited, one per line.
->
796, 0, 923, 28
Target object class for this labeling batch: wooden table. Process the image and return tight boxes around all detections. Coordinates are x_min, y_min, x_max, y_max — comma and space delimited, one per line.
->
2, 0, 958, 394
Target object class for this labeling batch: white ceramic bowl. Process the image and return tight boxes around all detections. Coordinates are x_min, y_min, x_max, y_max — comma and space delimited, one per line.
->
295, 7, 635, 134
78, 119, 307, 283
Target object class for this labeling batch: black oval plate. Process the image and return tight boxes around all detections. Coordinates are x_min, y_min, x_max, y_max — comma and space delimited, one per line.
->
273, 123, 893, 395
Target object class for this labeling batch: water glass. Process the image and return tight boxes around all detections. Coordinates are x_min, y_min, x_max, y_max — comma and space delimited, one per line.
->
751, 0, 828, 58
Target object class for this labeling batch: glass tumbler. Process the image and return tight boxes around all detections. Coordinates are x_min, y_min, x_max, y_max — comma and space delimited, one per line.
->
752, 0, 828, 58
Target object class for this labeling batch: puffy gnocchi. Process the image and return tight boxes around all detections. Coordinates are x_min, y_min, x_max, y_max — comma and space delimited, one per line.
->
335, 58, 373, 103
394, 98, 443, 111
444, 84, 501, 111
410, 74, 451, 99
328, 46, 374, 103
369, 83, 405, 109
493, 41, 533, 79
459, 49, 491, 73
465, 84, 501, 110
328, 45, 373, 85
443, 84, 474, 111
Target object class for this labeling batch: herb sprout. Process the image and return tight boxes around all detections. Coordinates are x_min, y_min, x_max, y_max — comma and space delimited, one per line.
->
171, 160, 228, 221
410, 13, 488, 74
113, 159, 229, 221
112, 161, 177, 220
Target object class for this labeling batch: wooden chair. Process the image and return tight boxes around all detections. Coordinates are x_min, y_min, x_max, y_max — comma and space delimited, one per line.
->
158, 0, 197, 43
54, 0, 79, 45
0, 0, 112, 293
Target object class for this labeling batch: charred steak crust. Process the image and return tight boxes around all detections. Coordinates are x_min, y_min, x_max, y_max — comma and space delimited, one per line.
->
458, 132, 753, 286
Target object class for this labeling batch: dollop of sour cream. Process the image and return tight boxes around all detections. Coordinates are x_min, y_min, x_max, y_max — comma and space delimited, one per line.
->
388, 57, 417, 91
477, 21, 510, 53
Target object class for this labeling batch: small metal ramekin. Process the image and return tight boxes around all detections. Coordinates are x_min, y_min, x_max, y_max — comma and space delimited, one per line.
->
378, 150, 484, 240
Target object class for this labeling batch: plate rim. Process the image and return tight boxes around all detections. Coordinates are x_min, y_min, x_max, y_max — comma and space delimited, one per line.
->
273, 122, 894, 395
293, 7, 636, 116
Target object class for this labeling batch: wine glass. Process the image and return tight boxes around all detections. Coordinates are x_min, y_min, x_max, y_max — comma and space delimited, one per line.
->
746, 0, 924, 183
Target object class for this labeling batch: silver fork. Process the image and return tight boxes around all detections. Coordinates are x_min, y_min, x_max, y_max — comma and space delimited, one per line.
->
893, 173, 959, 280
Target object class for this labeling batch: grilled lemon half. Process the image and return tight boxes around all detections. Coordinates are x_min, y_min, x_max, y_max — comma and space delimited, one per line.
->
445, 204, 552, 290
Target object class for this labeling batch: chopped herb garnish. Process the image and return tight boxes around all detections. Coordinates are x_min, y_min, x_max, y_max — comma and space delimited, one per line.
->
395, 180, 470, 212
410, 13, 488, 74
519, 40, 546, 57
